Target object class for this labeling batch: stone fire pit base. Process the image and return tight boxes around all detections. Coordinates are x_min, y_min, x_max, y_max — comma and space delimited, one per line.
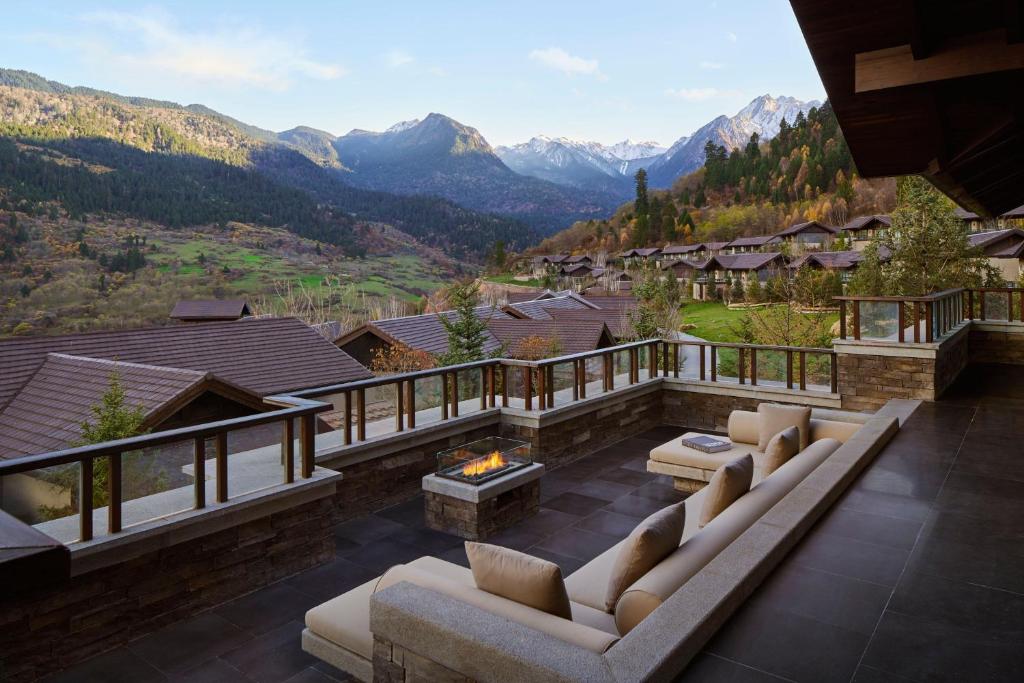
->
422, 463, 544, 541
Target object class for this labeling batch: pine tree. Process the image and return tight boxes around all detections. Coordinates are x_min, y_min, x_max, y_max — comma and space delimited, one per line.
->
633, 170, 650, 246
437, 282, 490, 366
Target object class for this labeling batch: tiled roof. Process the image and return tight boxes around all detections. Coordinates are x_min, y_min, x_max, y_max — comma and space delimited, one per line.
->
0, 317, 372, 413
170, 299, 252, 320
619, 248, 662, 257
727, 235, 782, 247
968, 228, 1024, 257
703, 252, 785, 271
705, 241, 730, 250
579, 295, 638, 310
776, 220, 839, 236
545, 308, 636, 339
788, 250, 863, 270
363, 305, 512, 357
506, 294, 597, 320
0, 355, 258, 459
561, 263, 594, 275
485, 319, 613, 357
661, 244, 704, 255
842, 215, 891, 232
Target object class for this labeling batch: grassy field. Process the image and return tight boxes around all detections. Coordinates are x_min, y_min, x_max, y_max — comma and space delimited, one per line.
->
681, 302, 748, 342
484, 274, 543, 288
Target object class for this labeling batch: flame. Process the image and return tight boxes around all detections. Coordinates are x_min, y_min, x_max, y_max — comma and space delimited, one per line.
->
462, 451, 507, 477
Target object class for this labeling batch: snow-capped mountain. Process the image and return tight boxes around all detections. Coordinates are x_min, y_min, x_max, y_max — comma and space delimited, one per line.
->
646, 94, 820, 187
498, 94, 819, 192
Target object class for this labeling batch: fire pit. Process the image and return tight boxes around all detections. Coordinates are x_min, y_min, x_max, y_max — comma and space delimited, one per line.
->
423, 437, 543, 540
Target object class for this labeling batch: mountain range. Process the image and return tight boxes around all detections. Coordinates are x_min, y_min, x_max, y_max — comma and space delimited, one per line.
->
495, 95, 819, 194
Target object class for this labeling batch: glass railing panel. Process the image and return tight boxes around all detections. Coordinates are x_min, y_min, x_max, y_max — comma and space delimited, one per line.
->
804, 352, 833, 391
983, 291, 1009, 322
754, 349, 788, 387
225, 422, 289, 501
7, 462, 81, 543
715, 347, 739, 382
547, 361, 576, 408
859, 301, 901, 340
412, 374, 445, 427
455, 368, 485, 416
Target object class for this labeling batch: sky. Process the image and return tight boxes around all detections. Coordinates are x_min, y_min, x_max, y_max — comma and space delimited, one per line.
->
0, 1, 827, 147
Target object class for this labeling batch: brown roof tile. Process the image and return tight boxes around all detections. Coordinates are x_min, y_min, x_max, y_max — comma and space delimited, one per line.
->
170, 299, 252, 320
486, 319, 613, 357
545, 308, 636, 339
355, 306, 512, 357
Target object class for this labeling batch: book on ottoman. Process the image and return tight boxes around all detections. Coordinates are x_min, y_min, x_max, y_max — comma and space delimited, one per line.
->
679, 435, 732, 453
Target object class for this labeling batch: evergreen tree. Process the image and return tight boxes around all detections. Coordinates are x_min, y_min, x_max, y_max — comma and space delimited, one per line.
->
437, 282, 490, 366
633, 169, 650, 246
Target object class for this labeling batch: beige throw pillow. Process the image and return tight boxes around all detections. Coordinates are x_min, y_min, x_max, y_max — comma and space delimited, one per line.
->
757, 403, 811, 451
762, 426, 800, 476
604, 502, 685, 612
699, 453, 754, 527
465, 542, 572, 619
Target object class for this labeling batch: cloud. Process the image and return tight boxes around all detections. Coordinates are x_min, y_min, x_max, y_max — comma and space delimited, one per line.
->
726, 31, 738, 43
664, 87, 741, 101
53, 9, 344, 90
529, 47, 603, 78
386, 50, 415, 68
699, 61, 725, 70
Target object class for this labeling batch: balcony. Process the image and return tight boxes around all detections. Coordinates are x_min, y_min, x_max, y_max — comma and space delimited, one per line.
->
2, 300, 1023, 682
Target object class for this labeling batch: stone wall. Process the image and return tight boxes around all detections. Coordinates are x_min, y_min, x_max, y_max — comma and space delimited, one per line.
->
0, 496, 336, 683
662, 389, 762, 433
374, 636, 471, 682
968, 326, 1024, 365
836, 327, 969, 411
323, 423, 499, 523
501, 386, 663, 470
424, 479, 540, 541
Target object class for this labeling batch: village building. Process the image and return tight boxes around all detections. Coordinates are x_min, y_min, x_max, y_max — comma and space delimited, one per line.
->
840, 215, 891, 249
956, 204, 1024, 232
693, 252, 787, 300
724, 234, 783, 254
169, 299, 253, 323
775, 220, 838, 251
968, 228, 1024, 283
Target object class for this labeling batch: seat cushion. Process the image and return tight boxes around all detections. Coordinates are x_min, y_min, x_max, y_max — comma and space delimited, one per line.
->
466, 542, 572, 619
763, 426, 800, 476
699, 454, 754, 528
757, 403, 811, 451
604, 502, 685, 611
649, 432, 761, 470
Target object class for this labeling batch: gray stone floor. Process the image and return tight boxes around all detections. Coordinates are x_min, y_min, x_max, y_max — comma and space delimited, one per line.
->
43, 363, 1024, 682
680, 363, 1024, 683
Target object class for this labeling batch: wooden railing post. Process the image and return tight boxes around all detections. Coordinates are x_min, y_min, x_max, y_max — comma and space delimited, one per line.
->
357, 388, 366, 441
537, 365, 547, 410
215, 431, 228, 503
925, 302, 934, 343
913, 303, 921, 343
406, 379, 417, 429
572, 361, 580, 401
661, 342, 669, 378
839, 300, 847, 339
547, 366, 555, 407
451, 372, 460, 418
699, 344, 706, 381
343, 390, 352, 445
673, 343, 680, 378
630, 348, 638, 384
786, 350, 794, 389
604, 352, 613, 392
395, 379, 405, 433
830, 354, 838, 393
300, 414, 315, 479
79, 457, 93, 542
967, 289, 975, 320
193, 437, 206, 509
501, 365, 509, 407
979, 291, 987, 321
710, 346, 718, 382
282, 418, 294, 484
488, 366, 497, 408
108, 453, 122, 534
523, 366, 533, 410
649, 342, 657, 379
852, 300, 861, 340
738, 347, 746, 385
480, 367, 488, 411
898, 302, 906, 343
578, 359, 587, 399
441, 373, 450, 420
799, 351, 807, 391
749, 348, 758, 386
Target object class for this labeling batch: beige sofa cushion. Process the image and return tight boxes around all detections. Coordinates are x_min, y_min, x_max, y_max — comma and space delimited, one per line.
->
727, 410, 760, 445
465, 542, 572, 619
699, 453, 754, 528
757, 403, 811, 451
604, 502, 685, 612
810, 418, 861, 443
615, 438, 842, 634
762, 426, 800, 476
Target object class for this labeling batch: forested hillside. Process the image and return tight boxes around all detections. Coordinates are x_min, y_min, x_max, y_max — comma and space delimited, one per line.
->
0, 80, 539, 258
536, 102, 896, 254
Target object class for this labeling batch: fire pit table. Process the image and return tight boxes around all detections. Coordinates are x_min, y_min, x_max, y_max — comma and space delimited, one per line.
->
422, 436, 544, 541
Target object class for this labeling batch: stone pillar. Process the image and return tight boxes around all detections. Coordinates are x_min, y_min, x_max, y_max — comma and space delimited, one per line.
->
834, 324, 969, 410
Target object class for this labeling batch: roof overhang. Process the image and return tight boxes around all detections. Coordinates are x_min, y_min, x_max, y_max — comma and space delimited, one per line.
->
789, 0, 1024, 216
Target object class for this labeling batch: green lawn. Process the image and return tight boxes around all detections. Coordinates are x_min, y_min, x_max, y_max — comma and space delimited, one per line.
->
681, 302, 748, 342
484, 274, 542, 287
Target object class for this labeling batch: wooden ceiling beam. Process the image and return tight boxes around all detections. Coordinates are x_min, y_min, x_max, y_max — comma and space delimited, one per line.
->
855, 29, 1024, 92
909, 0, 933, 59
1007, 0, 1024, 43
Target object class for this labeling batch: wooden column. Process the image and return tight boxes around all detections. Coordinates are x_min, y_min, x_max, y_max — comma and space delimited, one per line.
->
282, 418, 294, 484
441, 373, 450, 420
395, 380, 404, 432
215, 431, 228, 503
357, 388, 366, 441
300, 414, 315, 479
406, 379, 416, 429
193, 437, 206, 509
343, 391, 353, 445
79, 457, 93, 542
108, 454, 122, 534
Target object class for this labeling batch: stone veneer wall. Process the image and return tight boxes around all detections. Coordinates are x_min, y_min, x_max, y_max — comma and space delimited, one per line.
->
501, 386, 664, 470
424, 479, 540, 541
836, 327, 969, 411
322, 423, 499, 523
0, 496, 335, 683
661, 384, 839, 433
968, 326, 1024, 364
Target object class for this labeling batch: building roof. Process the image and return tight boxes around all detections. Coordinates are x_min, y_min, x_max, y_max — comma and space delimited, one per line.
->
545, 308, 636, 340
957, 204, 1024, 221
705, 241, 730, 251
485, 319, 614, 358
661, 244, 705, 255
580, 294, 638, 310
788, 251, 864, 270
776, 221, 839, 237
560, 263, 594, 275
619, 248, 662, 258
340, 305, 512, 358
841, 215, 892, 232
0, 317, 371, 413
563, 255, 592, 264
702, 252, 786, 271
967, 229, 1024, 257
0, 354, 263, 459
504, 293, 598, 320
727, 235, 783, 248
170, 299, 252, 321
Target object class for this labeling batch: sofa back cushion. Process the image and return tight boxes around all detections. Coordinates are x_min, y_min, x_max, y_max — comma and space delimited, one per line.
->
762, 426, 800, 476
465, 542, 572, 619
757, 403, 811, 451
604, 502, 685, 612
699, 454, 754, 528
374, 563, 618, 653
613, 438, 841, 634
810, 418, 861, 443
